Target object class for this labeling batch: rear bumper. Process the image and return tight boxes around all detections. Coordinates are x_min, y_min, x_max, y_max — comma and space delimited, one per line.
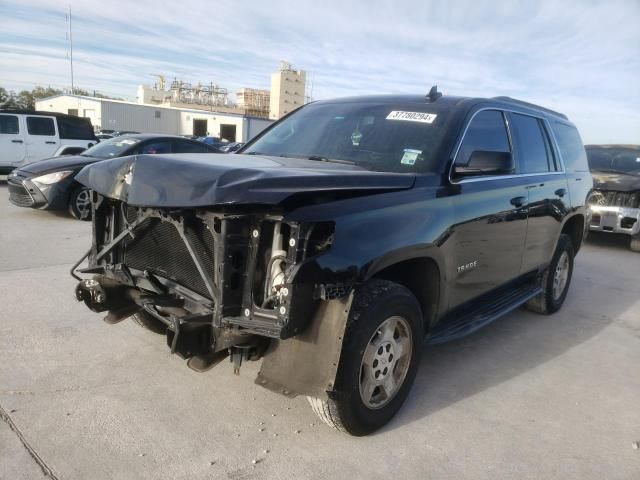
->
589, 205, 640, 236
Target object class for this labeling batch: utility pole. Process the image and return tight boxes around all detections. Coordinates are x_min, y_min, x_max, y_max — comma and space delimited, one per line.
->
67, 6, 75, 94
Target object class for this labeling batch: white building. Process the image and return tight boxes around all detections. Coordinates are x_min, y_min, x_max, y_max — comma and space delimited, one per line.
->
269, 61, 306, 120
35, 94, 272, 143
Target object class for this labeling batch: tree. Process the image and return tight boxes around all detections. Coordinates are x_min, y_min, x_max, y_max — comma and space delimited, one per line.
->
0, 85, 122, 110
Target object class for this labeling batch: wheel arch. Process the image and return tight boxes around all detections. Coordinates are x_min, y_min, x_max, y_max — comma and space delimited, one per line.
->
366, 255, 442, 334
560, 213, 585, 254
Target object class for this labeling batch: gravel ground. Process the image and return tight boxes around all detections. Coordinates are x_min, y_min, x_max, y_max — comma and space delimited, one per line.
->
0, 180, 638, 480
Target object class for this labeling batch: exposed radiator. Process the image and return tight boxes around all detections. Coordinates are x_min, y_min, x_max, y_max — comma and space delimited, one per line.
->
122, 217, 215, 299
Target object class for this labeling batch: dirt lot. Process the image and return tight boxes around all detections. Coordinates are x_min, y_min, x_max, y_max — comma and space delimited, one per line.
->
0, 180, 638, 480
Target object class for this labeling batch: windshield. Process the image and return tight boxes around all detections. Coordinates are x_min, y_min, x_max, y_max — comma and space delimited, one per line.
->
587, 148, 640, 174
242, 101, 450, 173
82, 137, 141, 159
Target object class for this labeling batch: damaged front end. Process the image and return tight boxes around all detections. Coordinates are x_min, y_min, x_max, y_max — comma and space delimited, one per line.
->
72, 191, 352, 396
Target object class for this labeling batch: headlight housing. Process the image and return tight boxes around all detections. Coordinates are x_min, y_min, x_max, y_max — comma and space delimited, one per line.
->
31, 170, 74, 186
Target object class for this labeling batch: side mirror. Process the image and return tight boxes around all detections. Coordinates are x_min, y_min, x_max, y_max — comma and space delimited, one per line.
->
455, 150, 513, 177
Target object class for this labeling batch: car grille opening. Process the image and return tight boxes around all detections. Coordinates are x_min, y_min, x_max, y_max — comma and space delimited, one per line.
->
591, 190, 640, 208
7, 182, 34, 207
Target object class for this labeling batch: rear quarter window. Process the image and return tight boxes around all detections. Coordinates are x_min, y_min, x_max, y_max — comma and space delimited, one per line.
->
551, 122, 588, 172
58, 116, 96, 140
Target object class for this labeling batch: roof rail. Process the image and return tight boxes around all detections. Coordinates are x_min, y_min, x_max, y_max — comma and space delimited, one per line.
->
492, 96, 568, 120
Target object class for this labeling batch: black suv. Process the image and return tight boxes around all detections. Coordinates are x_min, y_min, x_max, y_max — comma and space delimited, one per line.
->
72, 91, 592, 435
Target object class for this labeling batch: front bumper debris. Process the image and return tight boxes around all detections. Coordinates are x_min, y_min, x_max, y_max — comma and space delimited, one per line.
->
589, 205, 640, 236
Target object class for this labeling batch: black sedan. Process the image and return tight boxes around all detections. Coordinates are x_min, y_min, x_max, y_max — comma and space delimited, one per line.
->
7, 134, 218, 220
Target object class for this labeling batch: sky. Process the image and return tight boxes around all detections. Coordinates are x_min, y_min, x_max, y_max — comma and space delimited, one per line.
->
0, 0, 638, 143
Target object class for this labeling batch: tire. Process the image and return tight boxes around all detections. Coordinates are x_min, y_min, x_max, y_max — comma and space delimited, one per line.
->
68, 186, 92, 221
630, 234, 640, 253
525, 234, 575, 314
308, 279, 424, 436
131, 311, 167, 334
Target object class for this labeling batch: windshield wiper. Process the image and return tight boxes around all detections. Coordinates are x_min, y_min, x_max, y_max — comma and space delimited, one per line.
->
307, 155, 356, 165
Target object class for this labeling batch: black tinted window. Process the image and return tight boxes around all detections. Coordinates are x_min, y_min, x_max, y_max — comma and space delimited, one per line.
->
456, 110, 510, 166
510, 113, 550, 173
586, 149, 612, 170
173, 140, 212, 153
140, 141, 171, 154
0, 115, 19, 134
551, 123, 587, 172
27, 117, 55, 136
58, 116, 95, 140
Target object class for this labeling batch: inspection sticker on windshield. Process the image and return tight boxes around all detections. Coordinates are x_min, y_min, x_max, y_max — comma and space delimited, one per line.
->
386, 111, 437, 124
401, 149, 421, 165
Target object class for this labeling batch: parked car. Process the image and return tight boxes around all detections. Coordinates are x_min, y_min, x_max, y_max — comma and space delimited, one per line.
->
219, 142, 244, 153
96, 133, 114, 140
72, 91, 592, 435
7, 134, 218, 220
0, 110, 97, 174
198, 136, 227, 151
586, 144, 640, 251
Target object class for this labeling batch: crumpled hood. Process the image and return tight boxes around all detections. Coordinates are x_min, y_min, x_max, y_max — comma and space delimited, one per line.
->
19, 155, 97, 175
592, 170, 640, 193
75, 153, 416, 207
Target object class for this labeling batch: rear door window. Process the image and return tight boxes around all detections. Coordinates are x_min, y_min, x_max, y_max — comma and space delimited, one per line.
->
0, 115, 19, 134
27, 116, 56, 136
551, 122, 588, 172
509, 113, 551, 173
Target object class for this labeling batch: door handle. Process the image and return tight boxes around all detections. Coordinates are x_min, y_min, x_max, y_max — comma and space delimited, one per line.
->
45, 141, 57, 144
555, 188, 567, 197
510, 196, 527, 208
11, 139, 23, 143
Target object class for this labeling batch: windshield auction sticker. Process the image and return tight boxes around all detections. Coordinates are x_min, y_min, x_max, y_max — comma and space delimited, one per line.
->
386, 111, 437, 124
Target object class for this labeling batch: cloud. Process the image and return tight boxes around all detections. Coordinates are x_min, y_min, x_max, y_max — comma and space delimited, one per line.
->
0, 0, 638, 143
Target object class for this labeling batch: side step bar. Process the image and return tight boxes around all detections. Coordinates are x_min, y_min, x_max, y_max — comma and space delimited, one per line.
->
428, 284, 542, 345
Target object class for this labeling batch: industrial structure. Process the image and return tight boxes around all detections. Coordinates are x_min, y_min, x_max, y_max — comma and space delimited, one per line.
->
269, 61, 306, 120
236, 88, 271, 119
35, 62, 307, 139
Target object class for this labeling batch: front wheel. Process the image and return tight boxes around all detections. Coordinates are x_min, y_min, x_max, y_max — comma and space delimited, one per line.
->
68, 186, 92, 221
308, 279, 424, 436
525, 234, 575, 314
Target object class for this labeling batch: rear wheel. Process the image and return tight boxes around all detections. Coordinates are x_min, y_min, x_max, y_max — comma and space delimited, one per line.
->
68, 186, 92, 221
525, 234, 575, 314
630, 233, 640, 253
308, 279, 423, 436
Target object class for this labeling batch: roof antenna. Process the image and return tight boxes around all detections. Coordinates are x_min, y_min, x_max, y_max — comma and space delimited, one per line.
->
427, 85, 442, 102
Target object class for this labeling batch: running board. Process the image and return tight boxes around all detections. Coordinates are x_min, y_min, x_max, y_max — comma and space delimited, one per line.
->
428, 284, 543, 345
